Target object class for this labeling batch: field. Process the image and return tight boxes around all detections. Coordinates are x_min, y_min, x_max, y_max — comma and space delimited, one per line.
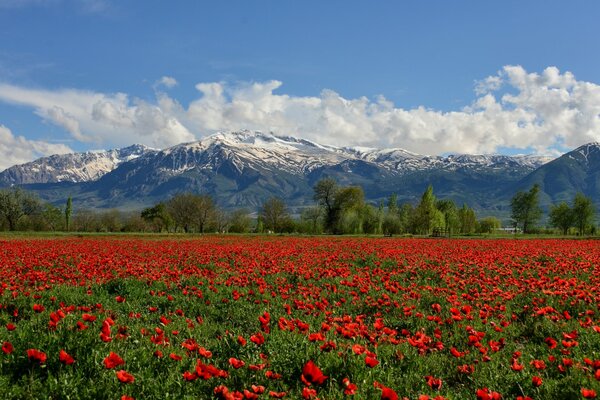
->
0, 236, 599, 399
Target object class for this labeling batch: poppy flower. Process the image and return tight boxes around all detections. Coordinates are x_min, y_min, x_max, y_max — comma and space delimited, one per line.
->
582, 388, 597, 398
302, 387, 317, 399
26, 349, 47, 364
532, 376, 542, 387
228, 357, 245, 369
6, 323, 16, 331
2, 342, 13, 355
301, 360, 327, 386
380, 387, 398, 400
425, 375, 442, 390
116, 370, 135, 383
365, 356, 379, 367
342, 378, 357, 395
32, 304, 45, 313
104, 352, 125, 369
59, 349, 75, 365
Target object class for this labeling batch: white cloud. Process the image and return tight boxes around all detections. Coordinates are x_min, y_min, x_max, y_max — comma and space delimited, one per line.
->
1, 65, 600, 156
0, 125, 72, 170
155, 76, 178, 89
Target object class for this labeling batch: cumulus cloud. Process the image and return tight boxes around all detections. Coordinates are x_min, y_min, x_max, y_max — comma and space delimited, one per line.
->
0, 125, 72, 170
155, 76, 178, 89
0, 84, 196, 148
1, 65, 600, 155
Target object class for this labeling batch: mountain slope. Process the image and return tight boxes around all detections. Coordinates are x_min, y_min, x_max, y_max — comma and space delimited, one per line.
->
0, 144, 155, 185
1, 130, 555, 210
510, 143, 600, 207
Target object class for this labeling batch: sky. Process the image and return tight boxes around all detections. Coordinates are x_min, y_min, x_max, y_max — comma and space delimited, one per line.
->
1, 0, 600, 169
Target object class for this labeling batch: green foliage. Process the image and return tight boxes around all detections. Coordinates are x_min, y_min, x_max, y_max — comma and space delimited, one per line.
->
511, 184, 543, 233
572, 192, 595, 235
477, 216, 501, 234
549, 201, 573, 235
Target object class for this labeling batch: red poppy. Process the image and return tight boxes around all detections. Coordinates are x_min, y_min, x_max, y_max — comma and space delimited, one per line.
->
228, 357, 245, 369
380, 387, 398, 400
582, 388, 597, 399
342, 377, 357, 395
425, 375, 442, 390
59, 349, 75, 365
301, 360, 327, 386
32, 304, 45, 313
365, 356, 379, 367
26, 349, 47, 364
302, 387, 317, 399
1, 342, 13, 355
116, 370, 135, 383
104, 352, 125, 369
6, 323, 16, 331
532, 376, 542, 387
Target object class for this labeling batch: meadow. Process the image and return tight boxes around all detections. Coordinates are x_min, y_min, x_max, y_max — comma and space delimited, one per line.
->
0, 236, 598, 399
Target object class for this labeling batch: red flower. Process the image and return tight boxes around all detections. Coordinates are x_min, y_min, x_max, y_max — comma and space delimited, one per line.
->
59, 349, 75, 365
116, 370, 135, 383
582, 388, 597, 399
26, 348, 47, 364
531, 376, 542, 387
365, 356, 379, 367
169, 353, 182, 361
228, 357, 245, 369
342, 377, 357, 395
2, 341, 13, 355
6, 323, 16, 331
381, 387, 398, 400
302, 387, 317, 399
269, 392, 286, 398
301, 360, 328, 386
425, 375, 442, 390
104, 352, 125, 369
32, 304, 45, 313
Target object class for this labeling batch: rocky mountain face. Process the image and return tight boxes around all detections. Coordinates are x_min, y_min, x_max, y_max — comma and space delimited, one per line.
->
0, 130, 561, 211
0, 144, 155, 185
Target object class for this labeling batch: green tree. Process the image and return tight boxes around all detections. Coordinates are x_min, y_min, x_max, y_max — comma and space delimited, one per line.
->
141, 203, 173, 232
166, 193, 199, 233
313, 178, 339, 233
572, 193, 595, 235
436, 199, 459, 237
65, 196, 72, 231
228, 208, 252, 233
457, 204, 477, 234
548, 201, 573, 235
193, 194, 215, 234
41, 203, 64, 231
510, 184, 542, 233
413, 185, 437, 234
261, 197, 290, 233
300, 206, 322, 234
477, 216, 501, 234
0, 188, 41, 231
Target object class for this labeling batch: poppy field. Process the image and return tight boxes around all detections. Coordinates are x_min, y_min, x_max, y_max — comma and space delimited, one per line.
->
0, 236, 599, 399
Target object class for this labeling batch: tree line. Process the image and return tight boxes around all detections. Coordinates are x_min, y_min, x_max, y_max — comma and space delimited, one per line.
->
0, 180, 596, 235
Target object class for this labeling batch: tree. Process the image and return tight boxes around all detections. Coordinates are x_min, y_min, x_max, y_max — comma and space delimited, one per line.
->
457, 204, 477, 234
141, 203, 173, 232
477, 216, 501, 234
413, 185, 437, 234
0, 188, 41, 231
510, 184, 542, 233
549, 201, 573, 235
166, 193, 199, 233
193, 195, 215, 234
300, 207, 322, 234
261, 197, 289, 233
436, 199, 459, 237
229, 208, 252, 233
313, 178, 338, 233
572, 193, 595, 235
41, 203, 63, 231
65, 197, 72, 231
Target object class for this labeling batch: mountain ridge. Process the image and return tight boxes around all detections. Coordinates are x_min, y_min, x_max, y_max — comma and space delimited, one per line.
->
3, 130, 598, 215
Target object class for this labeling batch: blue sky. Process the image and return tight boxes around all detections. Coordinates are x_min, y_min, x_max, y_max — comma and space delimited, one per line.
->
1, 0, 600, 168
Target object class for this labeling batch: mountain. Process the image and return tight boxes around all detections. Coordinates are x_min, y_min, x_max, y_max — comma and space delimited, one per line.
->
0, 144, 156, 185
0, 130, 554, 211
508, 142, 600, 208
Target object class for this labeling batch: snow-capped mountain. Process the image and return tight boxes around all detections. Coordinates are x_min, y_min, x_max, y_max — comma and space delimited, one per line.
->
0, 144, 156, 185
0, 130, 562, 209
